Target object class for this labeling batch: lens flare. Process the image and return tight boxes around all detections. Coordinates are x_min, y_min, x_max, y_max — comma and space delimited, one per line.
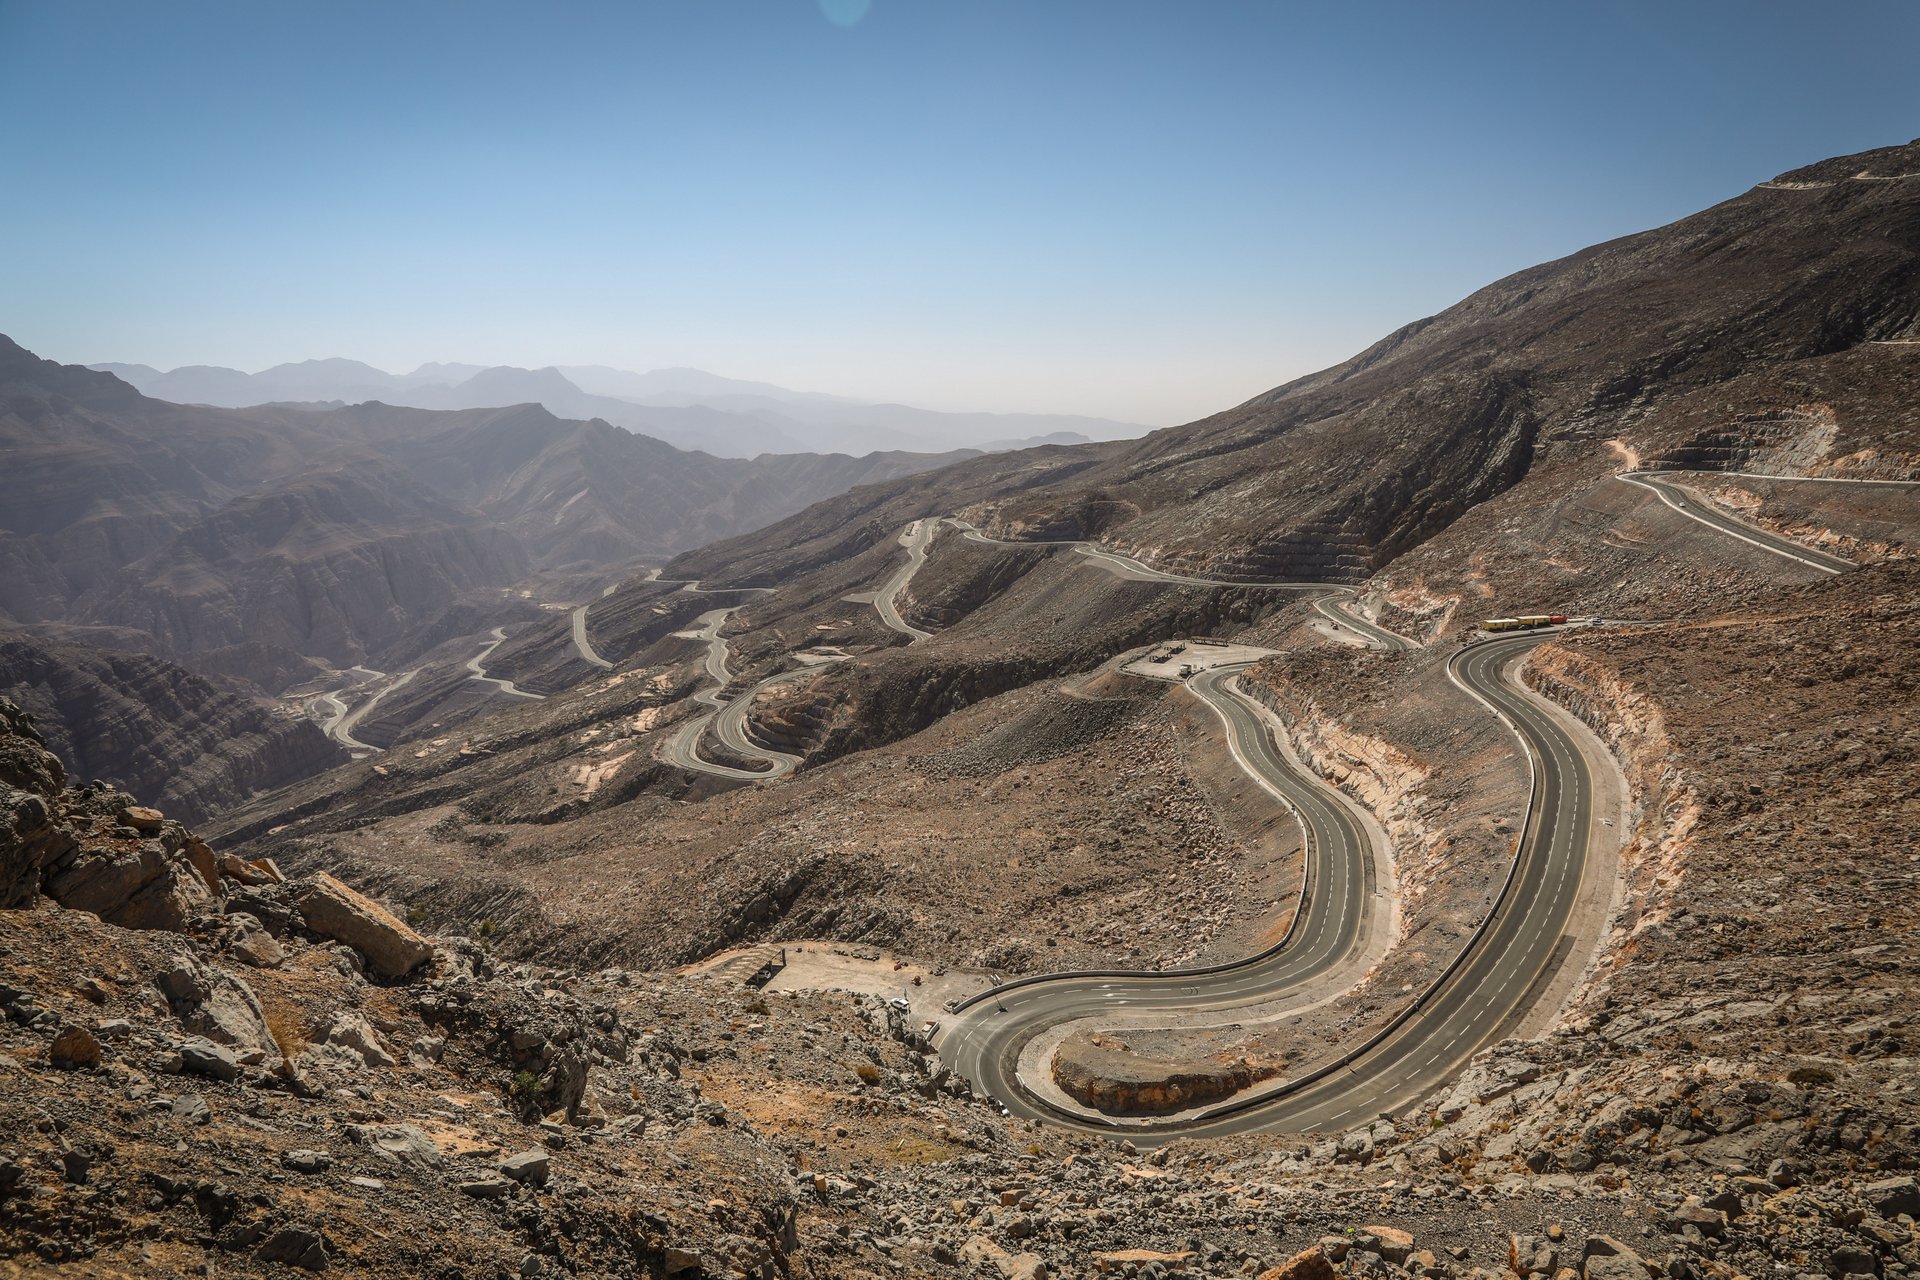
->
818, 0, 871, 28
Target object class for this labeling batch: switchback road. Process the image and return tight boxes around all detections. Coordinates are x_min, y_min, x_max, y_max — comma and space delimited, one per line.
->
661, 607, 805, 780
570, 604, 615, 669
312, 668, 421, 755
938, 659, 1384, 1119
465, 628, 547, 700
943, 518, 1342, 590
873, 520, 939, 642
868, 517, 1413, 651
939, 628, 1600, 1137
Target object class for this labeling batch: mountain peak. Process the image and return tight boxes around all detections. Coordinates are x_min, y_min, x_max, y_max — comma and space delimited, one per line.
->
1, 332, 142, 405
452, 365, 586, 396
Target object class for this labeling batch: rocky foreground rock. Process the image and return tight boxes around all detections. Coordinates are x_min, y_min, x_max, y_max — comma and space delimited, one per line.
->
4, 686, 1917, 1278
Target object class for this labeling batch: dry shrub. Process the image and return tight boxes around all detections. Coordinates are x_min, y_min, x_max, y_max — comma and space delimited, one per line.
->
263, 1005, 310, 1061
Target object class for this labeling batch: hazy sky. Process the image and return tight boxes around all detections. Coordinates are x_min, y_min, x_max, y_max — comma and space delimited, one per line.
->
2, 1, 1915, 424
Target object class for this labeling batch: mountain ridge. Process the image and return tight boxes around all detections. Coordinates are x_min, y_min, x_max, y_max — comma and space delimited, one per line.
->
0, 340, 985, 682
87, 356, 1152, 458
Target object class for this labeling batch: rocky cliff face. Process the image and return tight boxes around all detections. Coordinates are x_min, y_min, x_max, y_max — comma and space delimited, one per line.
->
0, 632, 343, 827
73, 467, 531, 664
1520, 640, 1692, 1027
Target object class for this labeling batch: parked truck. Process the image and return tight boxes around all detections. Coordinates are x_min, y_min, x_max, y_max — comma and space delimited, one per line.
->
1482, 614, 1569, 633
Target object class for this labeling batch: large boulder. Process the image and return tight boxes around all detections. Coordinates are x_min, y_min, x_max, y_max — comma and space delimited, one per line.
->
499, 1149, 550, 1186
309, 1011, 396, 1068
346, 1123, 444, 1170
292, 873, 432, 979
156, 952, 279, 1064
1511, 1234, 1560, 1277
1861, 1176, 1920, 1220
1583, 1237, 1651, 1280
178, 1036, 241, 1082
1362, 1226, 1415, 1267
47, 834, 213, 931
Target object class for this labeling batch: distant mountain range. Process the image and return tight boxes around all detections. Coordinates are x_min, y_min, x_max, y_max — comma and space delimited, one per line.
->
2, 336, 981, 686
88, 357, 1151, 458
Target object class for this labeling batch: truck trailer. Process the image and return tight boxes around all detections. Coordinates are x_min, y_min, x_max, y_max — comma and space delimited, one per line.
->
1482, 614, 1569, 633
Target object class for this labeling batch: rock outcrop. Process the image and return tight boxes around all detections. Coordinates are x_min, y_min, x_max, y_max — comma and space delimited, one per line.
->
292, 872, 434, 980
0, 699, 75, 909
0, 697, 212, 929
156, 952, 279, 1065
1052, 1029, 1277, 1114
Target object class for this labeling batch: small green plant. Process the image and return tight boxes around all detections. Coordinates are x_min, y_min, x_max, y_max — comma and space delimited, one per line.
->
475, 919, 496, 939
510, 1070, 543, 1101
405, 905, 426, 926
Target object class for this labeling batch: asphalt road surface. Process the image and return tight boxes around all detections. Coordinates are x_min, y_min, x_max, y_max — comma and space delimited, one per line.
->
1314, 596, 1415, 652
1619, 471, 1854, 574
944, 518, 1341, 590
938, 629, 1596, 1137
868, 517, 1374, 646
661, 607, 803, 780
937, 660, 1380, 1116
465, 627, 547, 700
312, 668, 421, 755
873, 520, 939, 642
570, 603, 615, 669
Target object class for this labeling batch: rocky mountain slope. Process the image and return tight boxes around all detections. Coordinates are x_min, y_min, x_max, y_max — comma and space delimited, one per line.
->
0, 337, 974, 683
0, 631, 343, 828
662, 138, 1919, 591
2, 640, 1916, 1280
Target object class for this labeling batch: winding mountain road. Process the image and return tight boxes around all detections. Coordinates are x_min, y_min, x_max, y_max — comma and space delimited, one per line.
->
870, 516, 1413, 651
940, 628, 1598, 1136
310, 667, 421, 755
570, 604, 615, 669
1314, 596, 1415, 652
661, 515, 1412, 789
1619, 471, 1854, 574
874, 519, 940, 642
940, 463, 1909, 1133
661, 607, 805, 780
937, 660, 1384, 1112
943, 517, 1343, 590
653, 466, 1898, 1129
466, 628, 547, 700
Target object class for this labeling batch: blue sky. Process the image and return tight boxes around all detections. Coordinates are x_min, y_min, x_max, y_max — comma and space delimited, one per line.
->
2, 1, 1915, 423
